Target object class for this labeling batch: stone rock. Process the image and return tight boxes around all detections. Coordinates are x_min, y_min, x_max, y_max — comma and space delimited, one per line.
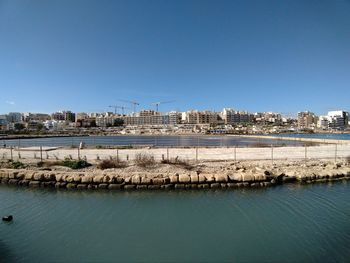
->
108, 184, 123, 190
81, 176, 93, 184
55, 173, 63, 182
204, 174, 215, 183
33, 172, 45, 181
253, 173, 266, 182
227, 183, 238, 188
87, 184, 97, 190
141, 177, 152, 185
124, 185, 136, 190
169, 174, 178, 183
124, 177, 132, 184
72, 175, 81, 183
179, 174, 190, 183
24, 172, 34, 181
66, 183, 76, 189
210, 183, 220, 189
0, 170, 8, 179
8, 171, 18, 179
136, 185, 148, 190
152, 178, 164, 185
148, 185, 161, 190
65, 175, 74, 183
190, 174, 199, 183
19, 180, 29, 186
282, 176, 296, 183
163, 177, 170, 184
220, 183, 227, 188
98, 183, 108, 189
163, 184, 173, 189
229, 172, 242, 182
242, 172, 254, 182
15, 172, 25, 180
29, 181, 40, 187
175, 184, 185, 189
198, 174, 206, 183
214, 174, 228, 183
8, 179, 18, 185
131, 175, 141, 184
77, 184, 87, 190
93, 175, 104, 183
1, 178, 9, 184
202, 184, 210, 189
115, 177, 124, 184
102, 175, 112, 183
190, 184, 198, 189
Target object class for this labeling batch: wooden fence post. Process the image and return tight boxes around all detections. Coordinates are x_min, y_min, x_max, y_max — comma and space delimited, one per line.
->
40, 146, 43, 162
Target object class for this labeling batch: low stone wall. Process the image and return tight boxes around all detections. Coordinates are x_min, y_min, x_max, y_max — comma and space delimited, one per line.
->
1, 165, 350, 190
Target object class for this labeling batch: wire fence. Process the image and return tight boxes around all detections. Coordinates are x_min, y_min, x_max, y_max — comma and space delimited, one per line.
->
1, 144, 349, 164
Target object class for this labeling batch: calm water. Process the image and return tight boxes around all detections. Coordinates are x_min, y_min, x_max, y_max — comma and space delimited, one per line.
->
1, 183, 350, 262
274, 133, 350, 140
0, 135, 311, 148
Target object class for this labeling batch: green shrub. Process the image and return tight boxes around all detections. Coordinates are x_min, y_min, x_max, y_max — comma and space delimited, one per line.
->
9, 160, 26, 169
62, 157, 91, 169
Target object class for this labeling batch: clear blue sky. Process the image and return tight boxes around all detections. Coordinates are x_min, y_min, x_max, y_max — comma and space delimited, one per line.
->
1, 0, 349, 115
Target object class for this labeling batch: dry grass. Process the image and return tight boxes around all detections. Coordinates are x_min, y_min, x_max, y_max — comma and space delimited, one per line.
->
36, 160, 63, 167
134, 153, 156, 168
97, 157, 127, 169
346, 155, 350, 165
161, 156, 194, 170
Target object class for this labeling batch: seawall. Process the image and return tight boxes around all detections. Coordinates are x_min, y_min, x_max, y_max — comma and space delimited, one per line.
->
1, 163, 350, 190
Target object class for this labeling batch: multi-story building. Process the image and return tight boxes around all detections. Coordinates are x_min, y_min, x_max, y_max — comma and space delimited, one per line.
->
0, 117, 8, 131
182, 110, 220, 125
7, 112, 22, 123
328, 111, 349, 130
169, 111, 182, 125
222, 108, 253, 124
52, 112, 65, 121
23, 113, 51, 122
122, 114, 169, 126
297, 111, 317, 129
317, 116, 330, 130
64, 111, 75, 122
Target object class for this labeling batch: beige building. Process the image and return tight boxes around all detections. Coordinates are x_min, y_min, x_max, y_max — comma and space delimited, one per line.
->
297, 111, 317, 129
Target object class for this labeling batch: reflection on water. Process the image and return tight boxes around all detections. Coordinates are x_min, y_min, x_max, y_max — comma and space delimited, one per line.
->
0, 135, 313, 148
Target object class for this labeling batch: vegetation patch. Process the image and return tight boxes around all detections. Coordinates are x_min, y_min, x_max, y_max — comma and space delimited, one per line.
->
161, 156, 194, 170
4, 160, 27, 169
134, 153, 156, 168
346, 155, 350, 165
62, 157, 91, 169
97, 157, 127, 169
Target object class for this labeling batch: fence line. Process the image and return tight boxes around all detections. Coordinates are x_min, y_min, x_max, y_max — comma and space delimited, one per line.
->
1, 144, 349, 163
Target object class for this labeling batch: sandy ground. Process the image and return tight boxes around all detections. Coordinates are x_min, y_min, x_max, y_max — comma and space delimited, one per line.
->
0, 144, 349, 163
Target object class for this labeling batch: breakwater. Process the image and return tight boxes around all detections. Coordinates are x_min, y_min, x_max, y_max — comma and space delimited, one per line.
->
1, 162, 350, 190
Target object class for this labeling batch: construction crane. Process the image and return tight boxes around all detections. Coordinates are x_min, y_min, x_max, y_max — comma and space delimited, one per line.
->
108, 105, 130, 115
119, 100, 140, 113
151, 100, 175, 112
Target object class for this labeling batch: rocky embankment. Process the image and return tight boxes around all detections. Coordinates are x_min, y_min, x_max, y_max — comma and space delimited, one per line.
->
1, 161, 350, 190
